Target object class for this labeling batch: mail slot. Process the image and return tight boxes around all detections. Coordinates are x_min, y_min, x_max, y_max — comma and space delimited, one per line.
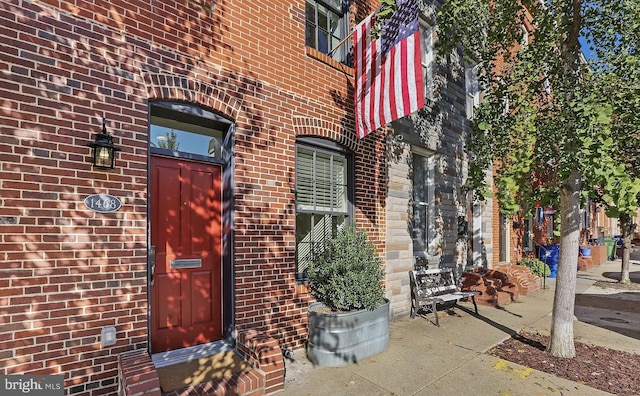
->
170, 259, 202, 269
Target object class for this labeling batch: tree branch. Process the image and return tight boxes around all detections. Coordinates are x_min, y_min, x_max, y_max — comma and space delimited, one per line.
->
565, 0, 582, 50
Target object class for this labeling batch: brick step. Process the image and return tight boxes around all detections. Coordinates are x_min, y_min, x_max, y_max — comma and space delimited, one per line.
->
493, 264, 542, 295
578, 256, 595, 271
161, 366, 265, 396
461, 264, 543, 307
119, 331, 285, 396
157, 351, 264, 396
476, 288, 513, 307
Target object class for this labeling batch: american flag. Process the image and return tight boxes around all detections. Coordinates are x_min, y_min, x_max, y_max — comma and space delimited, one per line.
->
353, 0, 424, 139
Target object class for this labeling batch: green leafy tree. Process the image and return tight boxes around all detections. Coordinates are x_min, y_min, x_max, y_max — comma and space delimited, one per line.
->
580, 4, 640, 283
371, 0, 398, 39
431, 0, 640, 358
157, 130, 180, 150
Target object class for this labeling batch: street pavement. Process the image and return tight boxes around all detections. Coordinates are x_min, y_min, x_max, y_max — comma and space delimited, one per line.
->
276, 259, 640, 396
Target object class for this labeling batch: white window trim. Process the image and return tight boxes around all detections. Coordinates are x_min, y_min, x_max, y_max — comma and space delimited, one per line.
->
420, 22, 435, 100
542, 76, 551, 94
295, 139, 353, 277
412, 147, 436, 257
465, 64, 480, 119
472, 201, 483, 266
523, 217, 534, 251
520, 24, 529, 46
305, 0, 349, 63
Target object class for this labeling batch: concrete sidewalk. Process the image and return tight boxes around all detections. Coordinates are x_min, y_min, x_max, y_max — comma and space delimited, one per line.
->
277, 260, 640, 396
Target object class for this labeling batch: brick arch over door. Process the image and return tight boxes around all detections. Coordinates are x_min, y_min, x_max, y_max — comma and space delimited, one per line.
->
292, 115, 359, 152
141, 71, 243, 121
142, 72, 241, 349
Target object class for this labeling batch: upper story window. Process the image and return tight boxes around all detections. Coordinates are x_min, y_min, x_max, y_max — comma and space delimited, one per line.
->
542, 76, 551, 94
520, 24, 529, 46
465, 64, 480, 119
546, 213, 555, 240
523, 217, 533, 251
420, 23, 435, 100
305, 0, 349, 64
295, 138, 354, 278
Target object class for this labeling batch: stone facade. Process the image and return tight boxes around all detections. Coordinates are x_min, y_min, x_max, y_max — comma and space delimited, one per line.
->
384, 0, 473, 320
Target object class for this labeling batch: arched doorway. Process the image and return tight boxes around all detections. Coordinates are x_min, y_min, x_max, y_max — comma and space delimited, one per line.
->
148, 101, 234, 352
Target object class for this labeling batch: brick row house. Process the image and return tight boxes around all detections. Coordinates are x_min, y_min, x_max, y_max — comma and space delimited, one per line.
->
467, 7, 554, 270
474, 5, 639, 271
0, 0, 475, 394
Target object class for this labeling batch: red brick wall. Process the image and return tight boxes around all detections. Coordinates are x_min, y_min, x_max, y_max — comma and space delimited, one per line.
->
1, 0, 386, 394
1, 1, 149, 394
510, 213, 527, 263
488, 5, 535, 268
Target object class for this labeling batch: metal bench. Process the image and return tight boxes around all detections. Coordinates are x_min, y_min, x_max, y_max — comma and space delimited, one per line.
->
409, 267, 481, 326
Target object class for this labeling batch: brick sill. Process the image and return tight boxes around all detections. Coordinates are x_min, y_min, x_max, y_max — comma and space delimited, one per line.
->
306, 47, 354, 76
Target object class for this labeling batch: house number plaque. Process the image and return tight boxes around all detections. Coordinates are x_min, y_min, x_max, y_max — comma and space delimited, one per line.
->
84, 194, 122, 213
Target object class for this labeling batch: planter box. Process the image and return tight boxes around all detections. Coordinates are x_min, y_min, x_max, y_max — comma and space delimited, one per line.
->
307, 299, 389, 367
590, 245, 607, 265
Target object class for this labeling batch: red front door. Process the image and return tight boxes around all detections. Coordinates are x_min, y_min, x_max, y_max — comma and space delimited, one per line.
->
150, 155, 223, 352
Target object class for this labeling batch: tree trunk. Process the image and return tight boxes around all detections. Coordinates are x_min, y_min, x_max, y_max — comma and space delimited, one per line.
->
547, 170, 581, 358
619, 214, 636, 285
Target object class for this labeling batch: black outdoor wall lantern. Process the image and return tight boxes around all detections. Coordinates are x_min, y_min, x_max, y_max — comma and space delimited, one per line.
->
88, 118, 121, 170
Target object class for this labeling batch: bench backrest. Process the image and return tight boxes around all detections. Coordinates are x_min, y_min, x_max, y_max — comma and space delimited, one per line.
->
409, 267, 459, 297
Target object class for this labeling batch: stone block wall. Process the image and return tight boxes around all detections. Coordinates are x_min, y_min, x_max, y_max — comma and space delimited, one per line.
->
384, 0, 471, 319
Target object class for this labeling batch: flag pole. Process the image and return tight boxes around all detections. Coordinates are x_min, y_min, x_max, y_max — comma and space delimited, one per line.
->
327, 5, 384, 58
327, 30, 355, 58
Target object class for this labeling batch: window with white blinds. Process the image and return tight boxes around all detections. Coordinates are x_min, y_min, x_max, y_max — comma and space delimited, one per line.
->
296, 148, 348, 213
295, 142, 352, 276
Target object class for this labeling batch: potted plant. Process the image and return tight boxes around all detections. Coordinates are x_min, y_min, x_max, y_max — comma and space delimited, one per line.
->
306, 224, 389, 366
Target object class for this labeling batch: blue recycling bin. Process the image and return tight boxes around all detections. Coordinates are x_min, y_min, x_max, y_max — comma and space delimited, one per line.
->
538, 244, 559, 278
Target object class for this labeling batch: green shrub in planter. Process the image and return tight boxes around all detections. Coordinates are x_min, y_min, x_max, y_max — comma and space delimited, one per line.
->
517, 258, 550, 277
307, 224, 385, 312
